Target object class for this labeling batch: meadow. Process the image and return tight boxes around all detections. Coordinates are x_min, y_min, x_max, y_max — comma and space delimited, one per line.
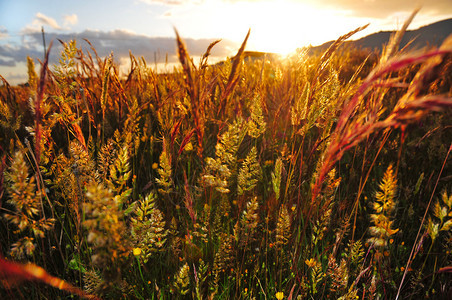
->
1, 14, 452, 299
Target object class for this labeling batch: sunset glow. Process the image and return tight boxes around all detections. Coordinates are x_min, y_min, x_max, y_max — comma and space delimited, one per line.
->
161, 0, 371, 55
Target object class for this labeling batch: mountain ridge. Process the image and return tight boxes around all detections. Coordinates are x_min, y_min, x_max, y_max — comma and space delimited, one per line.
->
309, 18, 452, 53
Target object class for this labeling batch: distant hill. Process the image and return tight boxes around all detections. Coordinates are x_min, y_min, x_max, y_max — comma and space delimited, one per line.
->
309, 18, 452, 53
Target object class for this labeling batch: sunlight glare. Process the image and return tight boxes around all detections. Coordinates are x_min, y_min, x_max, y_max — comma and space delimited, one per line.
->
166, 0, 370, 56
211, 0, 359, 55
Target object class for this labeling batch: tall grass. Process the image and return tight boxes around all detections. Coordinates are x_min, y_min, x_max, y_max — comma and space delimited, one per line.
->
1, 14, 452, 299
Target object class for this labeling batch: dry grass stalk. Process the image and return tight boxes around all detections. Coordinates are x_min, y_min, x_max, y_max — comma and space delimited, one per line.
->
218, 29, 250, 116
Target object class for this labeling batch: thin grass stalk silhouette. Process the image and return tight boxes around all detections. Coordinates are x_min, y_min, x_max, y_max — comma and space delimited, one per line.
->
395, 143, 452, 300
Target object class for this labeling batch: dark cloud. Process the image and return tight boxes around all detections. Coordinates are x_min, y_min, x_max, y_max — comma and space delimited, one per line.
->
0, 58, 16, 67
224, 0, 451, 18
0, 43, 42, 66
313, 0, 452, 18
0, 29, 239, 67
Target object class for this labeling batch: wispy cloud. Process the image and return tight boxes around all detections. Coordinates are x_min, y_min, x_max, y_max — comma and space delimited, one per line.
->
21, 12, 79, 34
35, 12, 62, 30
63, 14, 78, 28
139, 0, 204, 6
22, 12, 62, 34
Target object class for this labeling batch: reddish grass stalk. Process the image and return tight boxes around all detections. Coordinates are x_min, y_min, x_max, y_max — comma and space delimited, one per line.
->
0, 255, 99, 299
177, 128, 196, 157
183, 171, 196, 224
311, 48, 452, 205
174, 28, 196, 101
175, 28, 205, 156
0, 155, 5, 204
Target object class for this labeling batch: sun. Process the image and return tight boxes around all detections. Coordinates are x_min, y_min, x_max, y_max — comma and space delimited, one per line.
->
244, 1, 317, 55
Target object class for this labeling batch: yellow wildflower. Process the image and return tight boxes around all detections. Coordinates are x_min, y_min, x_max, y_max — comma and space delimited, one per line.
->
276, 291, 284, 300
133, 247, 142, 256
305, 258, 316, 268
184, 142, 193, 152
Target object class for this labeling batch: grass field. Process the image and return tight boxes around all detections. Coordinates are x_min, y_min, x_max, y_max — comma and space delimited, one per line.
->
1, 14, 452, 299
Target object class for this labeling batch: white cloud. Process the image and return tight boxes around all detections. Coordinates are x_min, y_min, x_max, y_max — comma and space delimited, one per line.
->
35, 12, 62, 30
63, 14, 78, 28
22, 12, 62, 34
0, 27, 8, 39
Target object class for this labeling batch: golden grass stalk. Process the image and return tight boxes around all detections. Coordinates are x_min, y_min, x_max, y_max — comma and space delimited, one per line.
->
218, 29, 250, 116
380, 7, 420, 64
35, 40, 52, 165
200, 39, 222, 69
367, 164, 399, 259
100, 54, 112, 142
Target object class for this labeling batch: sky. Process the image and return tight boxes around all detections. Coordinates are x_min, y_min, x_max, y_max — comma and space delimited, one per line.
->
1, 0, 451, 85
